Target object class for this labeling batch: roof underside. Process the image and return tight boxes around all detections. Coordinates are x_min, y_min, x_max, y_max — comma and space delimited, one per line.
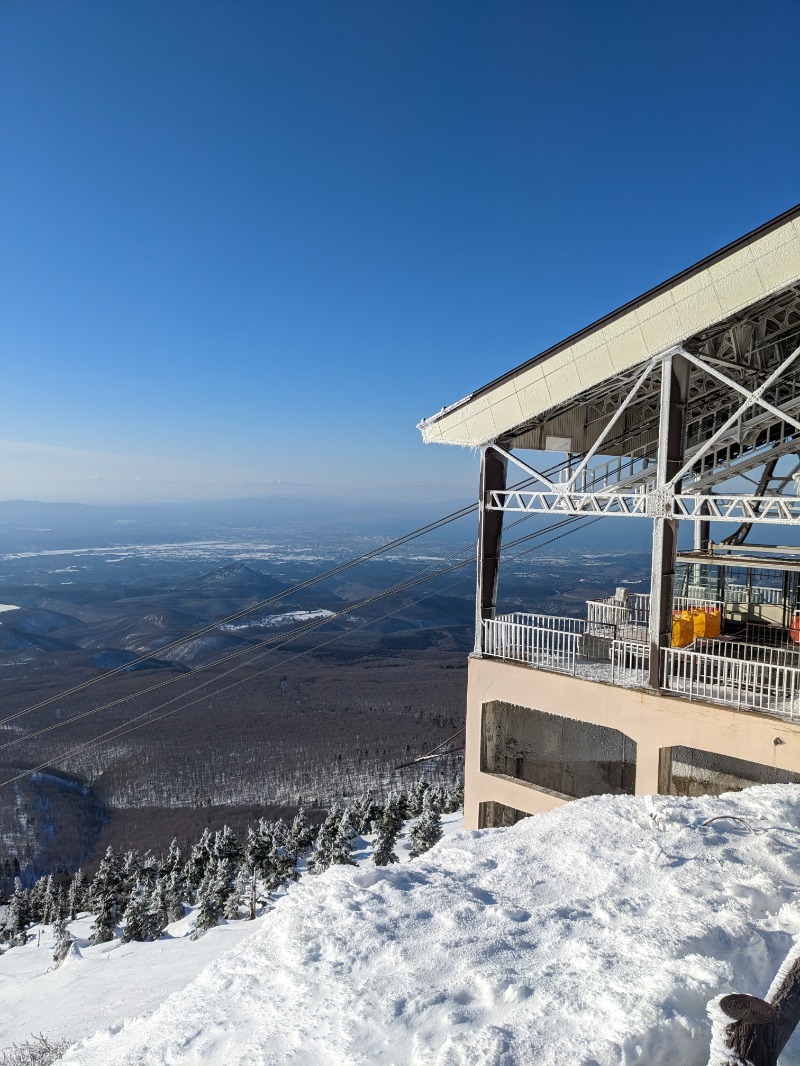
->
419, 206, 800, 456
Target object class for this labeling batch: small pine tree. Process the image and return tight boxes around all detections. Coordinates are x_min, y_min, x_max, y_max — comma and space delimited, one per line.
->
410, 779, 430, 817
41, 875, 57, 926
409, 794, 443, 858
289, 808, 314, 852
145, 877, 168, 940
329, 828, 356, 869
7, 878, 30, 946
192, 861, 226, 938
165, 866, 186, 923
52, 915, 72, 966
372, 821, 399, 866
121, 881, 150, 943
90, 890, 117, 945
186, 828, 213, 889
67, 869, 87, 920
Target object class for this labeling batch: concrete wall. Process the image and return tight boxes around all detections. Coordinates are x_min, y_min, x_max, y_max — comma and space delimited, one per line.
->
464, 655, 800, 829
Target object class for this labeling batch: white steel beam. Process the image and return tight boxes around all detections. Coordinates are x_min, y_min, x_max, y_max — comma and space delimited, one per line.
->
563, 356, 659, 491
487, 490, 800, 524
487, 443, 556, 491
677, 347, 800, 434
668, 343, 800, 488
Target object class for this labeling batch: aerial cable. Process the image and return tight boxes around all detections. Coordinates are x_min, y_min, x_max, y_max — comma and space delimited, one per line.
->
2, 439, 614, 728
0, 514, 582, 748
0, 516, 598, 790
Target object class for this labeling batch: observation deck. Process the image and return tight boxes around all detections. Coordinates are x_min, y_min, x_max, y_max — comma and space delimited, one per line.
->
420, 204, 800, 828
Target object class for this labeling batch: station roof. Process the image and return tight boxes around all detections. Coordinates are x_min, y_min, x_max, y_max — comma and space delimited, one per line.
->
419, 205, 800, 450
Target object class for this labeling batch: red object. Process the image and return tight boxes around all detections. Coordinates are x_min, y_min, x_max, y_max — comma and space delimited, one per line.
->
791, 614, 800, 644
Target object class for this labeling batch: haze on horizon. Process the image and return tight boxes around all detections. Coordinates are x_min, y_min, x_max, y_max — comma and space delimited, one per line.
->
1, 0, 798, 507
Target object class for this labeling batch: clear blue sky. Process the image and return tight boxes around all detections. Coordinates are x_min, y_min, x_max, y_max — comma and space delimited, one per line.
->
1, 0, 798, 504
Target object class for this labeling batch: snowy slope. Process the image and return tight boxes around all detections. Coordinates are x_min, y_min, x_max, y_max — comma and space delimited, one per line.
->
58, 787, 800, 1066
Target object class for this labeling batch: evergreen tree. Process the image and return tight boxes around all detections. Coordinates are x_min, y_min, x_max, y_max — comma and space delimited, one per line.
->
409, 793, 443, 858
288, 808, 314, 852
90, 890, 117, 945
307, 806, 341, 874
145, 877, 168, 940
165, 866, 186, 923
28, 877, 46, 925
245, 820, 271, 880
192, 860, 226, 938
67, 869, 87, 920
162, 838, 182, 879
382, 794, 405, 836
121, 881, 149, 943
41, 875, 58, 925
52, 916, 72, 966
186, 828, 213, 889
329, 828, 356, 868
410, 779, 430, 817
7, 878, 29, 946
337, 805, 358, 842
90, 847, 124, 919
372, 821, 399, 866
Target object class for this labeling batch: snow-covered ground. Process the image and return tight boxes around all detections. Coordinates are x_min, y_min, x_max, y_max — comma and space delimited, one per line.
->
0, 814, 462, 1056
7, 791, 800, 1064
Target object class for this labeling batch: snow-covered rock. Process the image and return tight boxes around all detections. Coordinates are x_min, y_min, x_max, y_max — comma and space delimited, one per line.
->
56, 787, 800, 1065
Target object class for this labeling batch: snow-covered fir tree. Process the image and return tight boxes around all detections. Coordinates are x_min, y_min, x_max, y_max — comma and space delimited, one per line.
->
52, 915, 73, 965
409, 792, 443, 858
6, 878, 30, 946
165, 865, 186, 923
372, 820, 399, 866
192, 860, 227, 938
90, 847, 126, 944
121, 880, 150, 943
67, 868, 87, 920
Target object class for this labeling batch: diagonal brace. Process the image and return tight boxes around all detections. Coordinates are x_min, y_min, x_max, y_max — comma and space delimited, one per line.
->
669, 342, 800, 488
677, 347, 800, 433
563, 356, 660, 490
488, 443, 556, 491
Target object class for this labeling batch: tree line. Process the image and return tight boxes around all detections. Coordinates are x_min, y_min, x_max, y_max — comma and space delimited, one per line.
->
0, 779, 462, 965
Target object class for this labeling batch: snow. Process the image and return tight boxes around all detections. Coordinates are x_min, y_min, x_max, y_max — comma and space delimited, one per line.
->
220, 609, 335, 632
30, 787, 800, 1066
0, 912, 267, 1054
0, 604, 19, 613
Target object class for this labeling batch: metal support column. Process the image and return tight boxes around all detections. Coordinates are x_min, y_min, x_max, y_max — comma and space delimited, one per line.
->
475, 445, 508, 654
649, 354, 689, 688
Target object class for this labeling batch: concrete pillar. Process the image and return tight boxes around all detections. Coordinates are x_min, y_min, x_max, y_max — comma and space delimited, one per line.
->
634, 743, 664, 795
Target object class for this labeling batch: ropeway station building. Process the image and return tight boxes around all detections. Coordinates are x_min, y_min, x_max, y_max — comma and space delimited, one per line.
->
419, 204, 800, 830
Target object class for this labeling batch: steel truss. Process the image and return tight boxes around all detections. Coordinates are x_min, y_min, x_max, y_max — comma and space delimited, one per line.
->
485, 339, 800, 527
488, 488, 800, 525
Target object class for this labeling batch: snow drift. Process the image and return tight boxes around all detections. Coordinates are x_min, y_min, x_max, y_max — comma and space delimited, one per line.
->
63, 786, 800, 1065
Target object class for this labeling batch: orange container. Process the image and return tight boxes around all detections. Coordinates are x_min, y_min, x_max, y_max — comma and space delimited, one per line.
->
691, 607, 721, 638
791, 614, 800, 644
672, 610, 694, 647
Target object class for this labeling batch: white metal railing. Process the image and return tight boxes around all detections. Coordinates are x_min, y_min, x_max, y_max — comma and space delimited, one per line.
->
661, 646, 800, 719
483, 610, 800, 720
483, 615, 584, 674
673, 595, 724, 612
725, 583, 785, 606
693, 638, 800, 669
611, 639, 650, 685
586, 593, 650, 628
496, 612, 585, 633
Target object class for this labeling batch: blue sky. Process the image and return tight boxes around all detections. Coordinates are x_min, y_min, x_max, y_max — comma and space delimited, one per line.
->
1, 0, 798, 504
